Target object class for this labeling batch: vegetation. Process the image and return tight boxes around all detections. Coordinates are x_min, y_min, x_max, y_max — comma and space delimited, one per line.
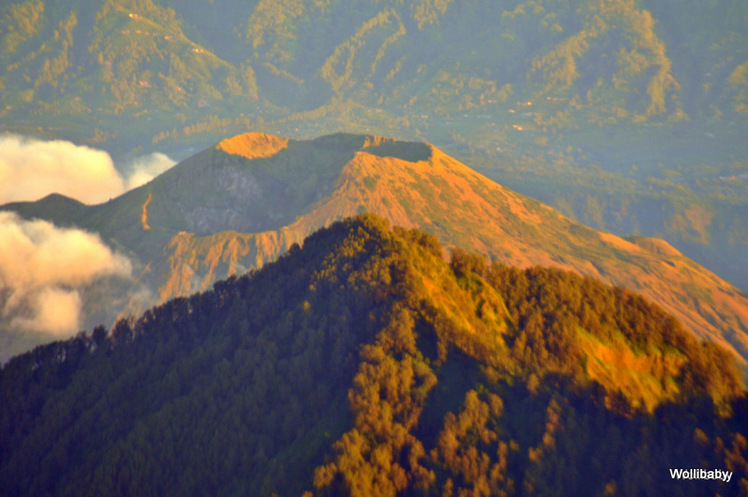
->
1, 0, 746, 294
1, 215, 746, 496
1, 0, 745, 146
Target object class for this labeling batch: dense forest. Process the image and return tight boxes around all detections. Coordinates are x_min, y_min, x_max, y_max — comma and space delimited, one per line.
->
1, 214, 746, 496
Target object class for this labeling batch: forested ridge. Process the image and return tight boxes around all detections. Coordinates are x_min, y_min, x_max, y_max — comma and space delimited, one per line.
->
1, 214, 746, 496
6, 131, 746, 368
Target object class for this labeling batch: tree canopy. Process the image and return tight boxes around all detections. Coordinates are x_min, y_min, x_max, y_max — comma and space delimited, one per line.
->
1, 214, 746, 496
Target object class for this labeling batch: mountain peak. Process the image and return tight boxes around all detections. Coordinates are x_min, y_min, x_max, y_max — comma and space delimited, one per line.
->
156, 133, 748, 363
213, 130, 435, 164
4, 132, 748, 367
216, 132, 290, 159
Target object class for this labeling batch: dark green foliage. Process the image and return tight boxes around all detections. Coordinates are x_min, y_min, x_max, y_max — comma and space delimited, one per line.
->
485, 263, 743, 404
1, 215, 746, 496
0, 215, 404, 496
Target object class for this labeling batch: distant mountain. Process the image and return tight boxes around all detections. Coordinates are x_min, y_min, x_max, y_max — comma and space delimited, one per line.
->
1, 0, 746, 150
3, 132, 748, 365
1, 215, 745, 496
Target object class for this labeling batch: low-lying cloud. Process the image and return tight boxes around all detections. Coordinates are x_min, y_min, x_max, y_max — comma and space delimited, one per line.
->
0, 135, 176, 205
10, 287, 83, 336
0, 212, 133, 337
124, 152, 176, 190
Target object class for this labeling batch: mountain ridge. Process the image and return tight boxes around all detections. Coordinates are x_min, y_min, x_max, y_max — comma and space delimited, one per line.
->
1, 215, 745, 496
1, 0, 746, 299
153, 132, 748, 362
2, 0, 746, 150
2, 131, 747, 365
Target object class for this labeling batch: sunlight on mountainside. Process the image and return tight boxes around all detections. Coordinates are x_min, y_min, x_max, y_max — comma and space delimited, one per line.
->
216, 132, 290, 159
0, 1, 746, 492
141, 192, 152, 230
2, 216, 745, 497
130, 133, 748, 368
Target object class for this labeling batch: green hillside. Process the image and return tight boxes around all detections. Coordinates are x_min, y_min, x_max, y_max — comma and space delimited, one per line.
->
2, 0, 745, 149
1, 215, 746, 496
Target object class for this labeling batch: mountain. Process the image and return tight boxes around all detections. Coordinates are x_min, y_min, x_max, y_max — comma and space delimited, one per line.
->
2, 0, 746, 136
3, 131, 748, 366
472, 124, 748, 292
1, 0, 746, 298
1, 215, 746, 496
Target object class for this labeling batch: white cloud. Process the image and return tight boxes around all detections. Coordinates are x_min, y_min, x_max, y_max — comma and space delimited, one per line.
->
10, 287, 82, 335
0, 212, 133, 337
0, 135, 175, 205
0, 135, 124, 204
124, 152, 176, 190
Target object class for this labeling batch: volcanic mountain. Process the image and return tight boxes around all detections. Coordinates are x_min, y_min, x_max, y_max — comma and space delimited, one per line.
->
3, 132, 748, 363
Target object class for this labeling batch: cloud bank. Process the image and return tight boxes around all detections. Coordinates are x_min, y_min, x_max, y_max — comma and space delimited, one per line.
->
0, 135, 176, 205
0, 212, 133, 337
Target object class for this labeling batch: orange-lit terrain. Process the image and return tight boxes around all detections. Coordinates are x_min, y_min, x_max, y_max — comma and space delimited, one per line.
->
139, 133, 748, 364
1, 1, 747, 494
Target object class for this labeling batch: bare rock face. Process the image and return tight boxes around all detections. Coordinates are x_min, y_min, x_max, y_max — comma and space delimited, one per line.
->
182, 166, 265, 234
153, 134, 350, 235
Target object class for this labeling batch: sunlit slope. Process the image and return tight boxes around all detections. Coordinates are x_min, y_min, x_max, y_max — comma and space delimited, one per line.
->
1, 215, 744, 496
139, 132, 748, 363
3, 132, 747, 361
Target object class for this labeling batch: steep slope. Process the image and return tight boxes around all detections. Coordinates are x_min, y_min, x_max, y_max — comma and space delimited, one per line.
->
3, 132, 748, 365
128, 132, 748, 362
0, 215, 745, 497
